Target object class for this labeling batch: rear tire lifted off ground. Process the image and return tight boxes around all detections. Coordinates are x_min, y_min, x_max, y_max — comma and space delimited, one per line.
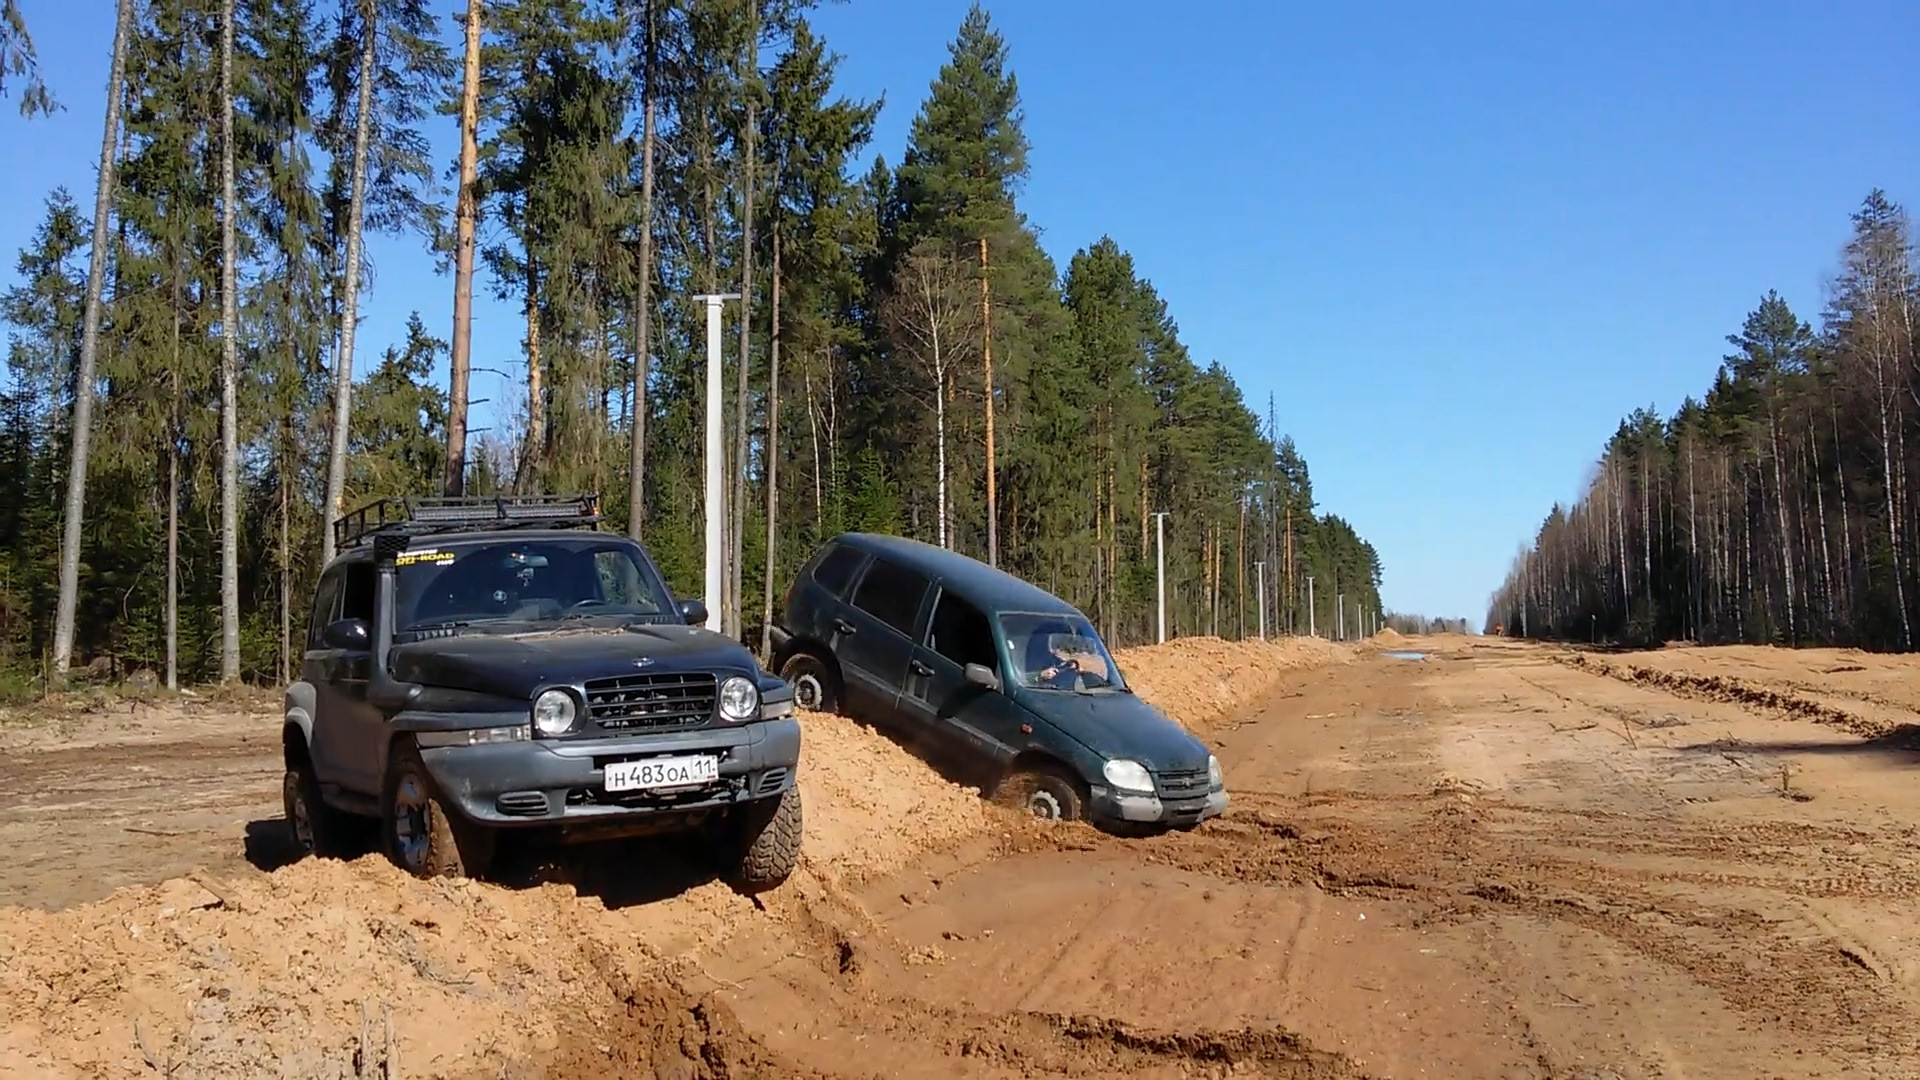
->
993, 768, 1085, 823
380, 741, 495, 880
780, 652, 840, 714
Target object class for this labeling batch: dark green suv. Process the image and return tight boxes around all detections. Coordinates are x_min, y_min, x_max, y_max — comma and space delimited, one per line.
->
770, 533, 1227, 831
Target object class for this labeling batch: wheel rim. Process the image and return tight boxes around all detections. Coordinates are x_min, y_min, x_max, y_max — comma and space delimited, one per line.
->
391, 770, 431, 870
792, 670, 825, 710
284, 772, 315, 853
1026, 788, 1064, 821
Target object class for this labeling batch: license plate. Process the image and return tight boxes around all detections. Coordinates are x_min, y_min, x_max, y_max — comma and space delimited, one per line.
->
603, 754, 720, 792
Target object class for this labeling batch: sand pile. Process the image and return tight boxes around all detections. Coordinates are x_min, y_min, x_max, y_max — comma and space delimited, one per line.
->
0, 635, 1344, 1078
1117, 636, 1352, 734
1374, 626, 1406, 643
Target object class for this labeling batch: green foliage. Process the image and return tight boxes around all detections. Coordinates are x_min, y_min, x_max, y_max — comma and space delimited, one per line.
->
1489, 190, 1920, 651
1, 0, 1385, 692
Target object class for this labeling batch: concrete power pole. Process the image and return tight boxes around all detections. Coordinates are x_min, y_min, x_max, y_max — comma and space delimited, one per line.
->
1305, 575, 1315, 638
1337, 593, 1345, 641
1152, 511, 1170, 644
692, 292, 740, 634
1255, 561, 1266, 640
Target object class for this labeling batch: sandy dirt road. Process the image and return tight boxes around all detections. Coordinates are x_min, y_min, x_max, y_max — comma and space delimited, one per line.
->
2, 637, 1918, 1078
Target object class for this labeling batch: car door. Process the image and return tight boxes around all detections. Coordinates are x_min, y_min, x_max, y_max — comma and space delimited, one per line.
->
901, 586, 1026, 774
319, 559, 386, 792
831, 555, 931, 725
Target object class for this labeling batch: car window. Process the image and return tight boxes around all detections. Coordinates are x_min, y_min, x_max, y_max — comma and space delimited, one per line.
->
850, 557, 929, 637
811, 543, 864, 597
926, 589, 997, 671
340, 562, 376, 625
308, 568, 343, 647
396, 539, 674, 629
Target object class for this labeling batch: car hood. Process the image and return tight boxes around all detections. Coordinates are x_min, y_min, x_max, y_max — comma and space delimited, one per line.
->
1020, 689, 1212, 773
389, 622, 754, 699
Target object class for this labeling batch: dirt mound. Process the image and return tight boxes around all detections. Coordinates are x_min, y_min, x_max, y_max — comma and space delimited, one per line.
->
791, 709, 990, 888
1373, 626, 1405, 642
1117, 636, 1352, 734
1559, 652, 1892, 739
0, 634, 1351, 1078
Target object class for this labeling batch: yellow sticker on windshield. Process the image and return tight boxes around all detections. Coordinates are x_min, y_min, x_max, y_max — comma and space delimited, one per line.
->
396, 548, 455, 567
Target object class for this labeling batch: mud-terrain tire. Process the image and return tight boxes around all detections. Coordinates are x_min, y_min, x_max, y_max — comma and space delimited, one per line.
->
993, 768, 1084, 823
380, 742, 495, 880
282, 752, 352, 860
729, 786, 803, 894
779, 652, 839, 714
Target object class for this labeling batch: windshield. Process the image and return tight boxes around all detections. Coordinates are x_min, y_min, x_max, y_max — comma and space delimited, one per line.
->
394, 538, 676, 632
998, 612, 1127, 692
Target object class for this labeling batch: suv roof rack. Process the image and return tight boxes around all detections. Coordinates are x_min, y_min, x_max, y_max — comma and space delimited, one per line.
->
333, 493, 602, 552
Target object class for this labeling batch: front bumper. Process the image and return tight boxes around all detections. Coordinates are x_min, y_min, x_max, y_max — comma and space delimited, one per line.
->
1088, 783, 1229, 829
418, 716, 802, 831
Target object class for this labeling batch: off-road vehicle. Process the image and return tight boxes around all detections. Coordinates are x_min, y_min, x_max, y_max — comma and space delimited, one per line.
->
770, 532, 1227, 833
281, 494, 802, 892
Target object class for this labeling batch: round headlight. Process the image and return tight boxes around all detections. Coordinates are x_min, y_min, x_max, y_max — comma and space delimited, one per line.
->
1207, 754, 1224, 790
532, 688, 577, 736
718, 676, 759, 722
1102, 758, 1154, 794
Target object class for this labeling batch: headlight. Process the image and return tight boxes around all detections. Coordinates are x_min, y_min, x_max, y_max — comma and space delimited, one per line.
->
1102, 758, 1154, 794
718, 676, 759, 722
1208, 754, 1224, 791
532, 688, 577, 736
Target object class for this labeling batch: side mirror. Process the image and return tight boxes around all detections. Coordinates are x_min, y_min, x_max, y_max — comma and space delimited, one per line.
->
677, 598, 709, 626
322, 617, 370, 651
963, 662, 1001, 692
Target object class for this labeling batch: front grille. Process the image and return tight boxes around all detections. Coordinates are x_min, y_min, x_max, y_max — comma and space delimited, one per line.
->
584, 672, 716, 731
1157, 768, 1210, 801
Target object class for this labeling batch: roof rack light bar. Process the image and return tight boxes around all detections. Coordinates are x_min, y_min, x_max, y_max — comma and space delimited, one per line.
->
332, 493, 602, 552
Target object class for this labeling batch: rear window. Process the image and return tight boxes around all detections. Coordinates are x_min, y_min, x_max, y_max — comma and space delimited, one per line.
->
850, 557, 930, 636
810, 543, 864, 597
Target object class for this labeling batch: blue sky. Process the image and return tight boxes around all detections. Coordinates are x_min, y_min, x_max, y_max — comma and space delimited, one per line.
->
4, 0, 1917, 623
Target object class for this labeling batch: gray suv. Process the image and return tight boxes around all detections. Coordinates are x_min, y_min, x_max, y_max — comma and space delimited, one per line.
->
281, 494, 802, 892
771, 532, 1227, 833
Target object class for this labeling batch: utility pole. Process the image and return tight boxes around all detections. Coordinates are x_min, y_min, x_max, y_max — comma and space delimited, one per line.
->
1255, 561, 1266, 640
1337, 593, 1345, 641
1152, 511, 1170, 644
1305, 575, 1315, 637
692, 292, 740, 634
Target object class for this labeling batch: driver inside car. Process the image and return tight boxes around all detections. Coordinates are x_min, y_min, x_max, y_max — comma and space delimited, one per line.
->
1024, 627, 1082, 689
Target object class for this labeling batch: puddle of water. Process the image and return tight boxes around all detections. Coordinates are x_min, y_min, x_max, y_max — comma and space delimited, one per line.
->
1382, 650, 1429, 661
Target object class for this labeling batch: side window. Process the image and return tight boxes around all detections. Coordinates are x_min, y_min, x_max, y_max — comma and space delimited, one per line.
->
340, 562, 376, 627
849, 557, 929, 637
926, 590, 997, 671
308, 569, 344, 648
810, 543, 865, 597
593, 549, 659, 611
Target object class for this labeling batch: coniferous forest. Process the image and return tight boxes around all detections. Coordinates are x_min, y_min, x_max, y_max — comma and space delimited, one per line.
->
1488, 191, 1920, 652
0, 1, 1384, 694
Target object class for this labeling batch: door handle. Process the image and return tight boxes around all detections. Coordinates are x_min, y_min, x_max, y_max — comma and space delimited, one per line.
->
909, 659, 933, 676
833, 618, 856, 635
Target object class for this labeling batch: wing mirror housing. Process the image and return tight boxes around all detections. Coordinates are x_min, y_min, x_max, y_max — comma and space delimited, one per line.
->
963, 662, 1001, 692
323, 617, 370, 651
677, 598, 709, 626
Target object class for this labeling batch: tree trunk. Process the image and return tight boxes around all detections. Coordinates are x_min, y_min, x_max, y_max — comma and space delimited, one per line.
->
729, 15, 758, 642
759, 225, 781, 660
49, 0, 134, 685
320, 0, 378, 565
217, 0, 241, 682
165, 254, 182, 692
626, 0, 657, 538
443, 0, 482, 497
522, 254, 544, 489
978, 235, 997, 568
806, 369, 822, 524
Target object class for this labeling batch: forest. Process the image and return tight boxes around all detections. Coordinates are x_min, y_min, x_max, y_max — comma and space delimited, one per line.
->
0, 0, 1383, 696
1487, 190, 1920, 652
